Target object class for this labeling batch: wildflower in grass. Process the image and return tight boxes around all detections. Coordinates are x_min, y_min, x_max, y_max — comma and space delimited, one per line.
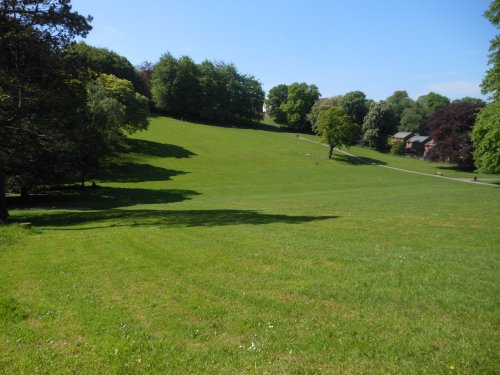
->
248, 342, 257, 351
449, 364, 455, 371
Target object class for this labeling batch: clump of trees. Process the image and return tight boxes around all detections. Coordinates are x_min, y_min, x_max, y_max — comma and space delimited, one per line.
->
265, 83, 320, 132
151, 53, 265, 123
0, 0, 149, 221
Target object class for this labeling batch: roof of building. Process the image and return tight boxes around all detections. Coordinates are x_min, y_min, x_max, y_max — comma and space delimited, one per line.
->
393, 132, 414, 139
408, 135, 431, 143
426, 139, 436, 147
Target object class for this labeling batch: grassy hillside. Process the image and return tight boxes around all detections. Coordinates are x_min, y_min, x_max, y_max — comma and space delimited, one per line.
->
1, 117, 499, 374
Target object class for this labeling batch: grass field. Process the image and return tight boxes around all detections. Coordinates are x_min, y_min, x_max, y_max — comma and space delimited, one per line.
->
1, 116, 499, 374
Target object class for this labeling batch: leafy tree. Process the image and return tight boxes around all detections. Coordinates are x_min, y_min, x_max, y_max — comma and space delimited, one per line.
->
481, 0, 500, 101
399, 103, 428, 133
417, 92, 450, 117
386, 90, 414, 125
362, 101, 397, 150
316, 107, 359, 159
0, 0, 92, 221
65, 42, 145, 92
427, 102, 485, 169
452, 97, 486, 106
136, 61, 154, 99
278, 83, 320, 132
265, 84, 289, 124
151, 53, 201, 117
472, 101, 500, 173
307, 96, 342, 133
340, 91, 369, 126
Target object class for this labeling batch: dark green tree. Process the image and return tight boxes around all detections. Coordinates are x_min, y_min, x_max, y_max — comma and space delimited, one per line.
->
399, 103, 428, 133
362, 101, 397, 150
316, 107, 359, 159
340, 90, 370, 126
265, 84, 289, 124
386, 90, 414, 126
0, 0, 92, 221
417, 92, 450, 117
279, 83, 320, 132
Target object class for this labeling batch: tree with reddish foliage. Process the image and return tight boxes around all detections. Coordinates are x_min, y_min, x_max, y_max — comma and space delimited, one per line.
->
427, 102, 485, 169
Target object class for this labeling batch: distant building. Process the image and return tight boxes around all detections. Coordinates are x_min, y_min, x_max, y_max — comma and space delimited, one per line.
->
391, 132, 414, 144
424, 139, 436, 157
406, 134, 431, 155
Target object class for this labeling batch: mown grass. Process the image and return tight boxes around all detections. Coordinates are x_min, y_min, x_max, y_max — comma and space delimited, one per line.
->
0, 117, 499, 374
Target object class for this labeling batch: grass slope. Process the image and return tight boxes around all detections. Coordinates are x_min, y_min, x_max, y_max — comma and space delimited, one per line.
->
1, 117, 499, 374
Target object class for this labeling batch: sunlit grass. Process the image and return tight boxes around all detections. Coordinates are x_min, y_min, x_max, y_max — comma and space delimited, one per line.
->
0, 117, 498, 374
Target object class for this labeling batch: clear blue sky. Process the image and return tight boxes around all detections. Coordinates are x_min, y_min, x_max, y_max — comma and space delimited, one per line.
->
72, 0, 496, 101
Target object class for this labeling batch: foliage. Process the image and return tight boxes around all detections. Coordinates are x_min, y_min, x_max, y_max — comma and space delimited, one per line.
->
152, 54, 264, 123
472, 101, 500, 173
417, 92, 450, 117
427, 102, 485, 169
340, 91, 369, 126
306, 96, 342, 133
264, 84, 289, 124
362, 101, 397, 150
399, 103, 428, 133
481, 0, 500, 101
65, 42, 147, 96
0, 0, 92, 221
267, 83, 320, 132
315, 107, 359, 158
391, 139, 406, 155
386, 90, 414, 125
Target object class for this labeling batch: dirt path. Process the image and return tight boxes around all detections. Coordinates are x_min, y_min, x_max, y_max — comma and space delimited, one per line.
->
296, 136, 499, 187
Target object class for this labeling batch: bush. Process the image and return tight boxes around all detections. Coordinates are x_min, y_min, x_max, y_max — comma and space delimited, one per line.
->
391, 140, 405, 155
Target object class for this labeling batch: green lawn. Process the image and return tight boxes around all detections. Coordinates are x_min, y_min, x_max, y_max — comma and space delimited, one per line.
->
1, 117, 499, 374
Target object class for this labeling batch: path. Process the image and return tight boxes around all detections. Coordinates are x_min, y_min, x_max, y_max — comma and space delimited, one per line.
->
296, 136, 499, 187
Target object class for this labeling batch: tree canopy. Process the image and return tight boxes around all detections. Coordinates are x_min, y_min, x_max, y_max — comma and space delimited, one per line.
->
472, 101, 500, 173
316, 107, 359, 159
266, 83, 320, 132
481, 0, 500, 101
152, 54, 264, 123
362, 101, 397, 150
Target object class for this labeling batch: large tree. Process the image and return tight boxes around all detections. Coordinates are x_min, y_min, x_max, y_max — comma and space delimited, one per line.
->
399, 103, 428, 134
417, 92, 450, 117
386, 90, 414, 126
481, 0, 500, 101
264, 84, 289, 124
316, 107, 359, 159
362, 101, 397, 150
427, 102, 485, 169
307, 96, 342, 133
472, 101, 500, 173
0, 0, 92, 221
268, 82, 320, 132
340, 90, 369, 126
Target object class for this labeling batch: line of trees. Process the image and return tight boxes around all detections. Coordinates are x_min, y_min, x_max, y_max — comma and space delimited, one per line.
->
151, 54, 264, 123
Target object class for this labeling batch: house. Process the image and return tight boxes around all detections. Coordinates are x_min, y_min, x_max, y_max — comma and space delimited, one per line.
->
405, 134, 431, 155
424, 139, 436, 157
391, 132, 414, 144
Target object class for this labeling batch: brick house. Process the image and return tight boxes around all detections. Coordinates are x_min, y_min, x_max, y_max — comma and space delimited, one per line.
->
391, 132, 414, 144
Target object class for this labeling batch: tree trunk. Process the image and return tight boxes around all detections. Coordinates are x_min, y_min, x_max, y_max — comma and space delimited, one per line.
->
20, 186, 29, 198
328, 144, 335, 159
0, 170, 9, 222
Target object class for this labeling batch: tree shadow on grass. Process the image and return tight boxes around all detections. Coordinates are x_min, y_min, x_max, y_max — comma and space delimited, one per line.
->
13, 208, 339, 230
124, 139, 196, 158
7, 187, 199, 210
94, 162, 187, 183
334, 153, 387, 166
